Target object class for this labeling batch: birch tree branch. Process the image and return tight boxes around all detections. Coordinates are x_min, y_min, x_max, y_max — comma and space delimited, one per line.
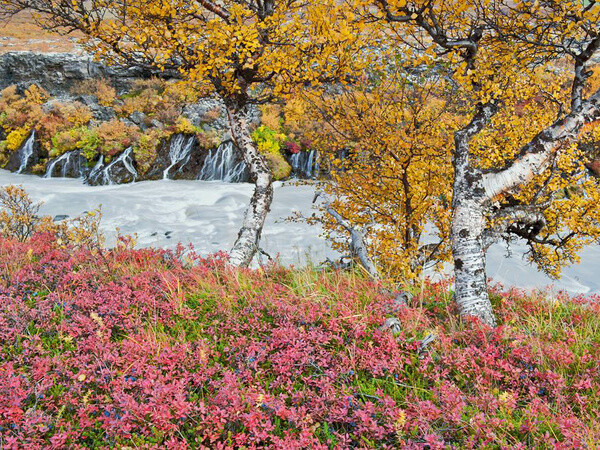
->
483, 205, 550, 250
571, 36, 600, 111
314, 192, 380, 280
482, 88, 600, 202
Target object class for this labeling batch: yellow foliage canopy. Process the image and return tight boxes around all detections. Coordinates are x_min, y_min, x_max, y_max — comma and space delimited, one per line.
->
289, 70, 461, 279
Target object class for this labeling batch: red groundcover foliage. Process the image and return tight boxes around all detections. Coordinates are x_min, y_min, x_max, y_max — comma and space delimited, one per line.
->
0, 233, 598, 448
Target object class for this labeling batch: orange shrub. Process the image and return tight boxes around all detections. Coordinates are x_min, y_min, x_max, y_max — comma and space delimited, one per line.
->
116, 79, 187, 126
94, 119, 139, 157
72, 79, 116, 106
37, 101, 93, 149
201, 107, 223, 124
0, 85, 44, 132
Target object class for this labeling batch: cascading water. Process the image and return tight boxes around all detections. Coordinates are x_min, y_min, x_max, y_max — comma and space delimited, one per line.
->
87, 155, 105, 184
103, 147, 137, 184
198, 141, 248, 182
163, 134, 196, 180
44, 151, 86, 179
289, 149, 319, 178
86, 148, 137, 185
45, 152, 69, 178
16, 131, 36, 174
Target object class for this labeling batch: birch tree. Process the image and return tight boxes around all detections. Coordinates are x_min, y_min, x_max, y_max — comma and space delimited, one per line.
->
0, 0, 366, 266
288, 68, 457, 280
368, 0, 600, 325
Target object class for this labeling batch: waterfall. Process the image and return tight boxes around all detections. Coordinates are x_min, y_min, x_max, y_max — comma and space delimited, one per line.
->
289, 149, 318, 178
86, 148, 137, 185
103, 147, 137, 185
198, 141, 248, 182
44, 151, 85, 179
45, 152, 69, 178
88, 155, 105, 183
16, 131, 36, 174
163, 134, 195, 180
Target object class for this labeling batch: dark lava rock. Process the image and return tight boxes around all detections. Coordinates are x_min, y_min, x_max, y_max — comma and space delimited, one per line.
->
0, 51, 158, 96
85, 148, 138, 185
145, 134, 209, 181
45, 150, 90, 179
75, 95, 117, 122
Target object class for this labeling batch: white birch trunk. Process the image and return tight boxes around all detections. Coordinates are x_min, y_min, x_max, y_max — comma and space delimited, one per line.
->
225, 101, 273, 267
450, 104, 498, 326
451, 202, 496, 326
451, 90, 600, 326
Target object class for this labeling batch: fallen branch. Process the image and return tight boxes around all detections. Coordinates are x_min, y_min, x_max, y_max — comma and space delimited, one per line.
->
314, 192, 380, 281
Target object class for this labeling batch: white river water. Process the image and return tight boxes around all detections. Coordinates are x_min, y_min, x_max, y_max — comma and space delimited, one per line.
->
1, 169, 599, 296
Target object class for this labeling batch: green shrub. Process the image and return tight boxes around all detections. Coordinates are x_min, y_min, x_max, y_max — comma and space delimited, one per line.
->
78, 129, 102, 161
134, 128, 165, 175
252, 125, 287, 156
0, 141, 9, 167
50, 127, 100, 160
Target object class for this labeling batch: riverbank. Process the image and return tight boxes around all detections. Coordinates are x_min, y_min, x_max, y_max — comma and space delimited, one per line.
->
1, 170, 599, 295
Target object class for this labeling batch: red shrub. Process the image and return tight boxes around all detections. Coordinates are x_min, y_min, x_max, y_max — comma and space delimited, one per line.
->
0, 234, 598, 448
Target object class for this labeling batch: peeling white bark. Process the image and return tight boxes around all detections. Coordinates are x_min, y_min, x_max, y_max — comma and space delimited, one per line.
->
451, 103, 499, 326
226, 101, 273, 267
482, 151, 551, 201
451, 203, 496, 326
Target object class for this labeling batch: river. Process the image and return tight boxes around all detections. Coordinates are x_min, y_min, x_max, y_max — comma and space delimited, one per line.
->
1, 169, 598, 296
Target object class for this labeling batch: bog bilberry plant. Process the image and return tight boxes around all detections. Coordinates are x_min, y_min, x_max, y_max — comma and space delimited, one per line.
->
0, 230, 598, 447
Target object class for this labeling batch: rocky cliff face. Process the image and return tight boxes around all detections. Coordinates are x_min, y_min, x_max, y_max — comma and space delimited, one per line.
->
0, 52, 153, 96
0, 51, 319, 185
